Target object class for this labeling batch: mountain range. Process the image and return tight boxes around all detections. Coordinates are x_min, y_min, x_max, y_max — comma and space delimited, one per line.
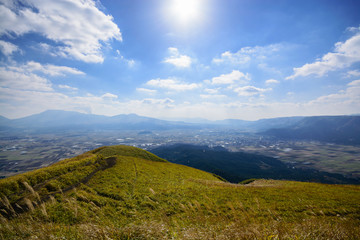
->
1, 110, 360, 145
263, 115, 360, 145
0, 110, 195, 132
1, 110, 305, 132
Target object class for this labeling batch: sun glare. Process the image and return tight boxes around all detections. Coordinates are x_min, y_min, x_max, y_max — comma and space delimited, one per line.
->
168, 0, 203, 26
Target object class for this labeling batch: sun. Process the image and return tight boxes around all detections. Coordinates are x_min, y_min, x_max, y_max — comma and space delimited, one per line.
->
167, 0, 203, 27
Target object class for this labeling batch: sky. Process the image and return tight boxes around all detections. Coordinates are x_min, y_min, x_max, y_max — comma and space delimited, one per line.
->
0, 0, 360, 121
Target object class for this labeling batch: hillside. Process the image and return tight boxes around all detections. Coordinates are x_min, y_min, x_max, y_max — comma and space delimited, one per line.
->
264, 116, 360, 145
1, 145, 360, 239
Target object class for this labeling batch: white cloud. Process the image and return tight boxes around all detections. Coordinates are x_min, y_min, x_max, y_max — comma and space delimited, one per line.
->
136, 88, 157, 94
0, 61, 83, 93
0, 66, 53, 91
0, 0, 121, 63
213, 51, 250, 65
346, 70, 360, 78
1, 82, 359, 120
348, 79, 360, 87
101, 93, 118, 99
146, 78, 200, 91
347, 26, 360, 33
265, 79, 280, 85
141, 98, 174, 106
200, 94, 227, 99
0, 40, 19, 56
10, 61, 85, 76
211, 70, 250, 85
163, 47, 192, 68
234, 86, 271, 97
212, 44, 281, 65
58, 84, 78, 91
127, 59, 136, 67
116, 50, 136, 67
310, 79, 360, 103
306, 79, 360, 114
286, 31, 360, 80
204, 88, 219, 94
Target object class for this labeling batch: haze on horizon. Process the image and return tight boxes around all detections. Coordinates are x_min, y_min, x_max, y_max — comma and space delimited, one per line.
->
0, 0, 360, 121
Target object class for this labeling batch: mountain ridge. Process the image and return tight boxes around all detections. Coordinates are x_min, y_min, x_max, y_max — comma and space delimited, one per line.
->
2, 109, 359, 134
263, 115, 360, 145
1, 110, 195, 132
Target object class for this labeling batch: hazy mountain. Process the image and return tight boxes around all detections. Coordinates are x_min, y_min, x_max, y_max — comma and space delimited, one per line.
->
12, 110, 108, 128
0, 110, 196, 132
0, 110, 303, 132
263, 116, 360, 145
1, 110, 359, 140
0, 115, 10, 124
0, 116, 11, 131
150, 144, 358, 184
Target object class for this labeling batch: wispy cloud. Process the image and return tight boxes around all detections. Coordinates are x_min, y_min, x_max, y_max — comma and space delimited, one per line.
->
163, 47, 192, 68
116, 50, 136, 67
136, 88, 157, 94
346, 70, 360, 78
265, 79, 280, 85
204, 88, 220, 94
9, 61, 85, 77
211, 70, 250, 85
234, 86, 271, 96
0, 61, 83, 93
200, 94, 227, 99
310, 79, 360, 104
0, 0, 121, 63
0, 66, 53, 92
287, 27, 360, 80
101, 93, 118, 99
58, 84, 78, 91
212, 44, 281, 65
0, 40, 19, 56
146, 78, 200, 91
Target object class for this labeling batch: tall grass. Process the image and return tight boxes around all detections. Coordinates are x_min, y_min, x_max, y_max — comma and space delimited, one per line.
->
0, 145, 359, 239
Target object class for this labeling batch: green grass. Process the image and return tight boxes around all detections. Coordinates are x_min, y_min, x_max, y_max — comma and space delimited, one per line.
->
1, 145, 360, 239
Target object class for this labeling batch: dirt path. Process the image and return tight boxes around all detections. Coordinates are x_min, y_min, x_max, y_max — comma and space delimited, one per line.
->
3, 157, 117, 218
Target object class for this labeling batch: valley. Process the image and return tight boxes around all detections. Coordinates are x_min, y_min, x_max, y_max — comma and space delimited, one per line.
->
1, 129, 359, 181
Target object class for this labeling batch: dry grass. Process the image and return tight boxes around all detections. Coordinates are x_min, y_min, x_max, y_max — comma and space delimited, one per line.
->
0, 145, 359, 239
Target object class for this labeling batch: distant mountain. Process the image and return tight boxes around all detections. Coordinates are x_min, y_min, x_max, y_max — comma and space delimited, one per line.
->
248, 116, 305, 131
263, 116, 360, 145
150, 144, 358, 184
12, 110, 108, 128
0, 110, 304, 132
179, 116, 305, 131
0, 110, 196, 132
0, 116, 11, 131
1, 111, 359, 139
0, 116, 10, 124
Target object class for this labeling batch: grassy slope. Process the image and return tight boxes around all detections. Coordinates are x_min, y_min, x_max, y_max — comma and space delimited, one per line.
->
0, 145, 359, 239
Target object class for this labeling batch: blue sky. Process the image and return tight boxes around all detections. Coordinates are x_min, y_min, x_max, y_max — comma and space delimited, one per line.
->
0, 0, 360, 120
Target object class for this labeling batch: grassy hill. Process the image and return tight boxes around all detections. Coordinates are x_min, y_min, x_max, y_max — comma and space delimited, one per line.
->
0, 145, 360, 239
